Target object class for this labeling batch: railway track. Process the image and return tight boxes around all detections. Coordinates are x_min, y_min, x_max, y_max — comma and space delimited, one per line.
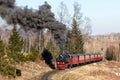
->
40, 70, 58, 80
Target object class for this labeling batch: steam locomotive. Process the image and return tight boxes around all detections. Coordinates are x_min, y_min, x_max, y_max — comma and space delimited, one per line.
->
56, 53, 102, 70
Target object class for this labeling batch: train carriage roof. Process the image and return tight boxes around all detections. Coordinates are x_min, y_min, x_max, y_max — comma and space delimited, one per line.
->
67, 52, 102, 57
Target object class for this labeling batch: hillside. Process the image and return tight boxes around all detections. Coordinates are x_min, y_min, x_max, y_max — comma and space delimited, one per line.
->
52, 61, 120, 80
84, 33, 120, 53
0, 61, 52, 80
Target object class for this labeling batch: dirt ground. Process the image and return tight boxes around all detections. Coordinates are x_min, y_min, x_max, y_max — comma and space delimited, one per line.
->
52, 61, 120, 80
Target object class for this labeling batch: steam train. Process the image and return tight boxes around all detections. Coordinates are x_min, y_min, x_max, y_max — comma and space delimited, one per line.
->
56, 53, 102, 70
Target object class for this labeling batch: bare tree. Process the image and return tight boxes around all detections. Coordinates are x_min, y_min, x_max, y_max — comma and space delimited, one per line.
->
73, 2, 93, 35
57, 2, 70, 27
83, 17, 92, 35
73, 2, 83, 26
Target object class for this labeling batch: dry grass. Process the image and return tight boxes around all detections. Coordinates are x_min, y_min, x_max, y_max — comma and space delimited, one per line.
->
1, 61, 120, 80
52, 61, 120, 80
0, 61, 52, 80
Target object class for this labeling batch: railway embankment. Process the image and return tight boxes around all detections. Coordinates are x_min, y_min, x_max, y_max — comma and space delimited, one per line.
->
50, 61, 120, 80
0, 61, 52, 80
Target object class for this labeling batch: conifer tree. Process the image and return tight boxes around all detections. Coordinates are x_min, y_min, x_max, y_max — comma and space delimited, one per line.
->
65, 18, 84, 54
7, 26, 24, 77
0, 38, 5, 71
7, 26, 24, 62
0, 38, 5, 59
0, 38, 14, 77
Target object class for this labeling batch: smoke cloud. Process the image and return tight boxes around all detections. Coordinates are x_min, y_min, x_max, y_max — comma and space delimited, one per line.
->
0, 0, 15, 8
0, 0, 66, 53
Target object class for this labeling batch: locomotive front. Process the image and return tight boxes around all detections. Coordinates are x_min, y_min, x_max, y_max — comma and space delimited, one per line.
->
56, 53, 71, 70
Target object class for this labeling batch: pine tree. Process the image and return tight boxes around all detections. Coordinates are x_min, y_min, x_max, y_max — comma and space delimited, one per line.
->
7, 26, 24, 62
0, 38, 14, 77
65, 18, 84, 54
0, 38, 5, 59
7, 26, 24, 77
0, 38, 5, 71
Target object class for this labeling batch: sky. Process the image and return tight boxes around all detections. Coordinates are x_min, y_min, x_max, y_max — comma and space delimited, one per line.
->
16, 0, 120, 35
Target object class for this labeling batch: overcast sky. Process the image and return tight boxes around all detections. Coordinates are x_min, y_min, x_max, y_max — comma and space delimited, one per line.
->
16, 0, 120, 35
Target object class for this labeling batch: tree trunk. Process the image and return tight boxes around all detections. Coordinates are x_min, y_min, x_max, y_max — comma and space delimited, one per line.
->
38, 30, 44, 56
25, 38, 28, 53
28, 35, 31, 53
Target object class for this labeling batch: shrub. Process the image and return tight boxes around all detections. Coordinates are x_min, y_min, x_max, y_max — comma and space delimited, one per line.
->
1, 65, 15, 77
25, 53, 36, 61
105, 47, 116, 60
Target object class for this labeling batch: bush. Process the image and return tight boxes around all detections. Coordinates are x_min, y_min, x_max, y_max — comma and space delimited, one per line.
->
1, 65, 15, 77
105, 47, 116, 60
18, 53, 26, 62
106, 52, 113, 60
0, 58, 21, 78
2, 66, 21, 77
25, 53, 36, 61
